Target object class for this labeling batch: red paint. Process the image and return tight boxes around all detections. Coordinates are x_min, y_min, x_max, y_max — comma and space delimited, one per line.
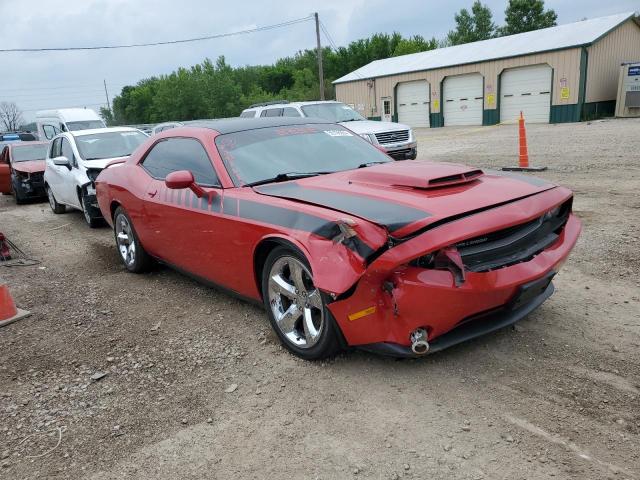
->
96, 126, 581, 350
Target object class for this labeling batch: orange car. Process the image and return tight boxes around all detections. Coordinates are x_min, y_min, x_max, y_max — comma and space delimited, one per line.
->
0, 141, 49, 204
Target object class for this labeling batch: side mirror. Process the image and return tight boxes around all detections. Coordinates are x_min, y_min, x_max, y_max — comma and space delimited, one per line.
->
53, 156, 70, 167
165, 170, 206, 198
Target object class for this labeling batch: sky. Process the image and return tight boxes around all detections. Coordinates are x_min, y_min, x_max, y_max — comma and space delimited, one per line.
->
1, 0, 637, 123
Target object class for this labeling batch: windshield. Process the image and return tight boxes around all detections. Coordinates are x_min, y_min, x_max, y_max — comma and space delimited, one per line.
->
300, 103, 364, 122
75, 131, 147, 161
12, 144, 48, 162
215, 123, 391, 186
66, 120, 106, 131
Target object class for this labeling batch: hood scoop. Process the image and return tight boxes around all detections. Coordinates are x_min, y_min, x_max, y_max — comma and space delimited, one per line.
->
348, 162, 484, 190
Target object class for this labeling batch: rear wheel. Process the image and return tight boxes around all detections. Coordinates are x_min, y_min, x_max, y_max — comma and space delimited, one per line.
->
262, 246, 342, 360
113, 206, 152, 273
47, 185, 65, 214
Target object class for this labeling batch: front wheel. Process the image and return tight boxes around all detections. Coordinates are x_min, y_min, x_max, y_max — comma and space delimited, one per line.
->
47, 185, 65, 214
262, 246, 342, 360
81, 194, 102, 228
113, 207, 152, 273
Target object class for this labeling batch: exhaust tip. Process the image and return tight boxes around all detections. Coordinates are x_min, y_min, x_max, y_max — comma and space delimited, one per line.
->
410, 328, 430, 355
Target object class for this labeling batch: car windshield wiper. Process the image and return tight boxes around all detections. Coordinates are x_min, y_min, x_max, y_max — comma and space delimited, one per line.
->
340, 118, 362, 122
246, 171, 331, 187
357, 161, 387, 168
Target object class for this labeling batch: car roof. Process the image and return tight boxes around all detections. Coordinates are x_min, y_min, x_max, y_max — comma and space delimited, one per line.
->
184, 117, 332, 134
70, 127, 144, 137
242, 100, 341, 111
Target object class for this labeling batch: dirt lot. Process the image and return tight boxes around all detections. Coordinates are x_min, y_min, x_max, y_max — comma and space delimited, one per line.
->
1, 118, 639, 479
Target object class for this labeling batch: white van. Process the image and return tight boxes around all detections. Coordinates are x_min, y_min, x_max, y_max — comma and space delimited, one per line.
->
36, 108, 106, 141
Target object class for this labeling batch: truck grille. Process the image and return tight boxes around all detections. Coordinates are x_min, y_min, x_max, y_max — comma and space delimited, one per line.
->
375, 130, 409, 144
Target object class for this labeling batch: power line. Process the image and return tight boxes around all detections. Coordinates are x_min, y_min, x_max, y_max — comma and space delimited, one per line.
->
20, 103, 107, 113
0, 83, 129, 93
319, 20, 339, 51
0, 16, 313, 53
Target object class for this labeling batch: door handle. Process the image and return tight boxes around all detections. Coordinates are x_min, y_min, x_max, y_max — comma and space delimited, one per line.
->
147, 190, 157, 198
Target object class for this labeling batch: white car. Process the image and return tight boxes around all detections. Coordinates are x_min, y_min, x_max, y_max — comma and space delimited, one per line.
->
240, 101, 417, 160
44, 127, 148, 227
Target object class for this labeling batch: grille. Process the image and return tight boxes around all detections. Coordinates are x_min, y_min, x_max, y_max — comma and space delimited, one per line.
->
375, 130, 409, 144
30, 172, 44, 182
388, 148, 413, 160
455, 201, 571, 272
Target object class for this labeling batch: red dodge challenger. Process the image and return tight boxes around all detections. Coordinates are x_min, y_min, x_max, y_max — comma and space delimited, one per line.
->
96, 118, 581, 360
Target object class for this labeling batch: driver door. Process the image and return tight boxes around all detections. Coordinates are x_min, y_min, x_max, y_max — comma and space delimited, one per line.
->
138, 137, 229, 284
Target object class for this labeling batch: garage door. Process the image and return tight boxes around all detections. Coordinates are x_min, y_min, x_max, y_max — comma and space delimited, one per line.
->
500, 65, 552, 124
397, 81, 430, 128
443, 74, 483, 126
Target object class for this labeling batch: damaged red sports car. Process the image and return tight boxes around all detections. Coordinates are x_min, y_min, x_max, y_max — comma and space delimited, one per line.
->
96, 118, 581, 359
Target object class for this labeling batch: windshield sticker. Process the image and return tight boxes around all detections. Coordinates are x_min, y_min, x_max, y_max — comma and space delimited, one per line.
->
324, 130, 353, 137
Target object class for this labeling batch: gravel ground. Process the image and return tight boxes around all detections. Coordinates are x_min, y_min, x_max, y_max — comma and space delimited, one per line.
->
0, 118, 639, 480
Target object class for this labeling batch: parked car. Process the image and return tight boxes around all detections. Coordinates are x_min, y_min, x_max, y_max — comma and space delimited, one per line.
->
0, 141, 49, 203
95, 117, 580, 360
45, 127, 148, 227
240, 101, 418, 160
36, 108, 106, 141
151, 122, 183, 135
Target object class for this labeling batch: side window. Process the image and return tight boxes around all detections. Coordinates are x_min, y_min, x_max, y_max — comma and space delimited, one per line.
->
61, 138, 77, 168
142, 138, 219, 186
239, 111, 255, 118
260, 108, 282, 117
282, 107, 301, 117
50, 138, 62, 158
43, 124, 60, 140
1, 147, 8, 164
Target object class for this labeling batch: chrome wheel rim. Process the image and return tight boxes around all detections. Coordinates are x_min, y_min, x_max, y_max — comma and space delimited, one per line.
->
47, 187, 56, 211
268, 256, 324, 348
115, 214, 136, 266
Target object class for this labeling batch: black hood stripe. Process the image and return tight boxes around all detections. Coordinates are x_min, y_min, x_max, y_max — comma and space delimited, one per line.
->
254, 182, 430, 232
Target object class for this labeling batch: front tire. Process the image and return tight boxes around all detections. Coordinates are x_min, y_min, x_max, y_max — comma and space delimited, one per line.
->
47, 185, 65, 214
80, 194, 102, 228
113, 207, 152, 273
262, 246, 342, 360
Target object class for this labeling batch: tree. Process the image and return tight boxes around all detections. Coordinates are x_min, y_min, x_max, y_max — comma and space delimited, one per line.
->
0, 102, 24, 131
100, 106, 114, 126
446, 1, 496, 45
392, 35, 439, 56
497, 0, 557, 36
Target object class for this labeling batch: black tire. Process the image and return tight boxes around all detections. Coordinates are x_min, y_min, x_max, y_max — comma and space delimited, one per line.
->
113, 206, 152, 273
261, 245, 342, 360
47, 185, 65, 214
14, 188, 26, 205
80, 194, 103, 228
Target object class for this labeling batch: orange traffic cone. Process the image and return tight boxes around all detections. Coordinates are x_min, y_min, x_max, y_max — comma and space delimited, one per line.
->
0, 280, 30, 328
502, 112, 547, 172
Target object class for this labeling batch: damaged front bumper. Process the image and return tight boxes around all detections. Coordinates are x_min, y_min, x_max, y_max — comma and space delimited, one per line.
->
12, 173, 46, 198
327, 188, 581, 357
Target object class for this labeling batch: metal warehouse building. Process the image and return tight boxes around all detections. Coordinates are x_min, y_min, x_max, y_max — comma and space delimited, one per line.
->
334, 12, 640, 127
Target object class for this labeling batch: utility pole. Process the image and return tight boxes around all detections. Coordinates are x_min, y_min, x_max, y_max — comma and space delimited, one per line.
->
103, 79, 111, 114
314, 12, 325, 100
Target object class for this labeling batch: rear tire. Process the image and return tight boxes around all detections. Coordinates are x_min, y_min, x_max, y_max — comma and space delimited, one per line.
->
261, 245, 342, 360
47, 185, 65, 214
113, 206, 152, 273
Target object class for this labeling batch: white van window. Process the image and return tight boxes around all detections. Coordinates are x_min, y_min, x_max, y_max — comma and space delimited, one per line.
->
239, 111, 256, 118
66, 120, 106, 131
43, 124, 61, 140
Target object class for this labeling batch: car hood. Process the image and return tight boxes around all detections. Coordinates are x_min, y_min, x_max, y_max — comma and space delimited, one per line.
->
82, 155, 129, 170
12, 160, 45, 174
338, 120, 411, 135
254, 161, 557, 237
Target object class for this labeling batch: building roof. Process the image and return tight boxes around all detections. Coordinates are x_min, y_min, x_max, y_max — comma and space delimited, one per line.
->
333, 12, 637, 84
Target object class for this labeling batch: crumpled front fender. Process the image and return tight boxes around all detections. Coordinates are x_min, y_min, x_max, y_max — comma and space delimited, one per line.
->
328, 187, 578, 347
